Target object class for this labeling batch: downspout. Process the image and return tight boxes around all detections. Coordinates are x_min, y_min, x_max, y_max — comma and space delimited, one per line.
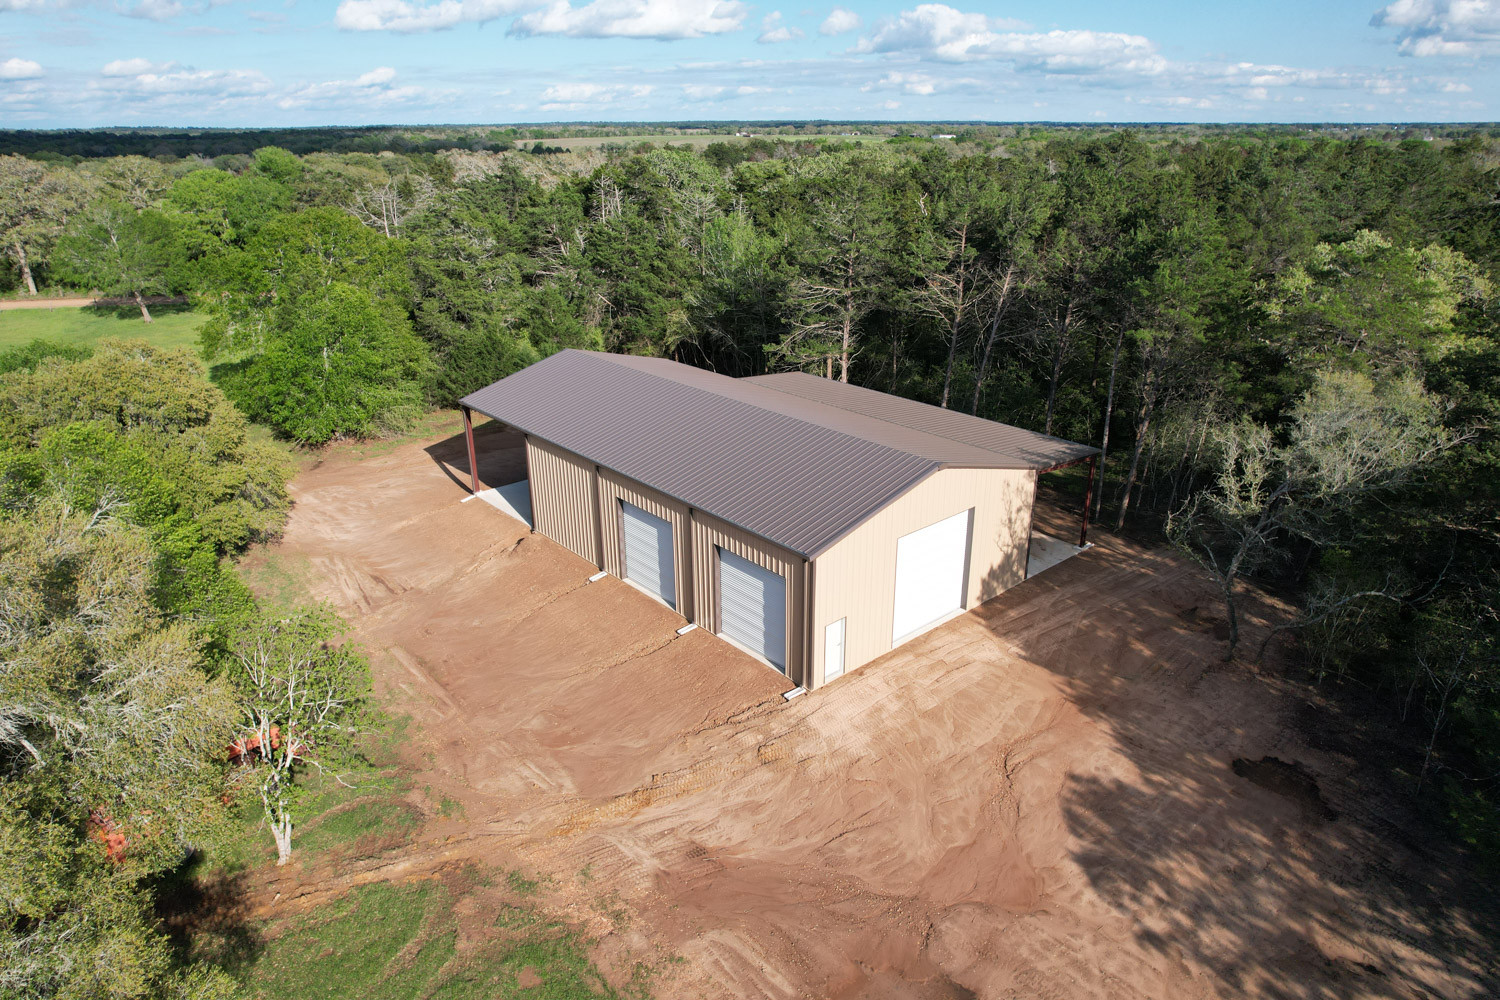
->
462, 406, 479, 493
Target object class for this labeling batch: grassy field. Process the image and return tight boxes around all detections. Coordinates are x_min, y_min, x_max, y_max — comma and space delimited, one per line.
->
0, 304, 205, 352
234, 880, 635, 1000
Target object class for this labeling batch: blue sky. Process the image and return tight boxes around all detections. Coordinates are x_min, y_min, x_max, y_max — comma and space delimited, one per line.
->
0, 0, 1493, 126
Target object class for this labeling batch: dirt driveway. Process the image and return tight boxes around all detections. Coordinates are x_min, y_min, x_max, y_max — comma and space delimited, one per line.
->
245, 419, 1497, 1000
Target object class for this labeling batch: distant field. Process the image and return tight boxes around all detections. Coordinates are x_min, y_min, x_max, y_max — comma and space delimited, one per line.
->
0, 305, 205, 352
530, 132, 890, 150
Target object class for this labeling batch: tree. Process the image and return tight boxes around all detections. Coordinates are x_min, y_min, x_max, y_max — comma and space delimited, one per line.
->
1265, 230, 1491, 372
771, 171, 892, 381
0, 340, 292, 553
82, 155, 172, 210
218, 283, 431, 444
1113, 204, 1231, 528
1167, 370, 1453, 658
687, 213, 788, 375
227, 607, 370, 865
0, 155, 87, 295
969, 162, 1050, 414
54, 201, 179, 321
916, 160, 994, 409
0, 495, 242, 999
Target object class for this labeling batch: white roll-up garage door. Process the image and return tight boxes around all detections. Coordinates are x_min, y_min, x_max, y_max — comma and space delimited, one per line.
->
891, 509, 972, 643
717, 548, 787, 673
621, 501, 675, 609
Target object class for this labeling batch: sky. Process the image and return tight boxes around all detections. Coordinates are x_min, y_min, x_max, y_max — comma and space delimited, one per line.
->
0, 0, 1494, 126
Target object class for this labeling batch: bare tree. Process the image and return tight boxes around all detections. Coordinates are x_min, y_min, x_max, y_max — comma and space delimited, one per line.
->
228, 607, 370, 865
1168, 370, 1455, 659
918, 218, 985, 408
349, 174, 433, 238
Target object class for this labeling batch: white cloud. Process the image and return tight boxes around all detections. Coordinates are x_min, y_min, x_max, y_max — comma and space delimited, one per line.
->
335, 0, 531, 32
125, 0, 192, 19
102, 57, 175, 76
682, 83, 725, 98
864, 70, 937, 94
1124, 93, 1216, 109
276, 65, 425, 108
882, 99, 899, 109
128, 68, 274, 97
819, 5, 859, 35
1371, 0, 1500, 56
858, 4, 1163, 75
757, 10, 801, 42
860, 68, 984, 95
539, 81, 654, 107
0, 57, 43, 78
511, 0, 747, 39
1443, 79, 1473, 90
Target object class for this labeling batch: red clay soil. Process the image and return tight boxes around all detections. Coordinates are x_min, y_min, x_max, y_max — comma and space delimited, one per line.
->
240, 418, 1498, 1000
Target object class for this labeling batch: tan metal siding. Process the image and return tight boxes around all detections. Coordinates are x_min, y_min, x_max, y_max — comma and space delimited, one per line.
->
809, 467, 1035, 688
525, 436, 601, 566
689, 512, 806, 688
597, 468, 693, 618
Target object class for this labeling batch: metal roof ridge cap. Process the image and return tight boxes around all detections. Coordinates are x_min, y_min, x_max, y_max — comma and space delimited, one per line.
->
751, 372, 1098, 463
573, 352, 990, 467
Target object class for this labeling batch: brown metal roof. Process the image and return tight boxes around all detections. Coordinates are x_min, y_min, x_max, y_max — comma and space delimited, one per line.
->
744, 372, 1099, 470
461, 351, 1095, 557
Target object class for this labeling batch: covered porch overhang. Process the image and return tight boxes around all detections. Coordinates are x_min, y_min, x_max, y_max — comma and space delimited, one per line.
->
1025, 453, 1097, 580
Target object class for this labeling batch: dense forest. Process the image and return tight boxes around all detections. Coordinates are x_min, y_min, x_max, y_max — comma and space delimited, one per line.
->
1, 127, 1497, 996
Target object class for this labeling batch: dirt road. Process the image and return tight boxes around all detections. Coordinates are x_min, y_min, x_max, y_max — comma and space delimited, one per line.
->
0, 295, 187, 310
241, 420, 1498, 1000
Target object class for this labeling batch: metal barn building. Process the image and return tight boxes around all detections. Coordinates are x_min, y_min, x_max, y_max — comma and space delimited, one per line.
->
460, 350, 1098, 692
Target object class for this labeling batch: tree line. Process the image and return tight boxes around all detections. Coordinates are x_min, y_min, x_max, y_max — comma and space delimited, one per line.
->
1, 127, 1497, 991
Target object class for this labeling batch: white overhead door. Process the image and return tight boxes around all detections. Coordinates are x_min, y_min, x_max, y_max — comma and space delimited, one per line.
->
621, 501, 675, 609
718, 548, 787, 673
892, 509, 972, 643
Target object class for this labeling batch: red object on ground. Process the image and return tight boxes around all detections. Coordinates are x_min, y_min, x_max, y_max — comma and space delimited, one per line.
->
88, 808, 128, 862
228, 725, 282, 763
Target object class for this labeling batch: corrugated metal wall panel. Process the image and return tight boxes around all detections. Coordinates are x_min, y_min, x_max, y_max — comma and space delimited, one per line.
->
690, 512, 805, 687
809, 467, 1034, 688
597, 468, 693, 619
525, 437, 601, 566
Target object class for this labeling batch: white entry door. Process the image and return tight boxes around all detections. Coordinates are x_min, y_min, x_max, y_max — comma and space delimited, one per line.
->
621, 501, 675, 609
891, 509, 972, 643
718, 548, 787, 673
824, 618, 846, 682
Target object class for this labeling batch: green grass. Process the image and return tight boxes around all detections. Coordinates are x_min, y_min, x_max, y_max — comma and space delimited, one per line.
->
0, 304, 205, 352
240, 881, 636, 1000
296, 798, 423, 858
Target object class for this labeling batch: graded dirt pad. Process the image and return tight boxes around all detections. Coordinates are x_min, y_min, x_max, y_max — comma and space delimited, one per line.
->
244, 419, 1499, 1000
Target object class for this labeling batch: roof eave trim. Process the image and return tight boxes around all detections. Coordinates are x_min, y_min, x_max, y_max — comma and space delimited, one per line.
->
467, 407, 823, 559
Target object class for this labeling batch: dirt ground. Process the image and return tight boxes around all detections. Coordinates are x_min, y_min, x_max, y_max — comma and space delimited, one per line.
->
239, 419, 1499, 1000
0, 294, 186, 310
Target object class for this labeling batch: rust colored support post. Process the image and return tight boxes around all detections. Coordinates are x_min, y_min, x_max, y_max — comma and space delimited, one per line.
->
462, 406, 479, 493
1079, 455, 1096, 548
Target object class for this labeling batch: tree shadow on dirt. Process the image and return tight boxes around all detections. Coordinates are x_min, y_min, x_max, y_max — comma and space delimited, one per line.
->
974, 519, 1500, 1000
151, 853, 264, 975
424, 418, 527, 494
